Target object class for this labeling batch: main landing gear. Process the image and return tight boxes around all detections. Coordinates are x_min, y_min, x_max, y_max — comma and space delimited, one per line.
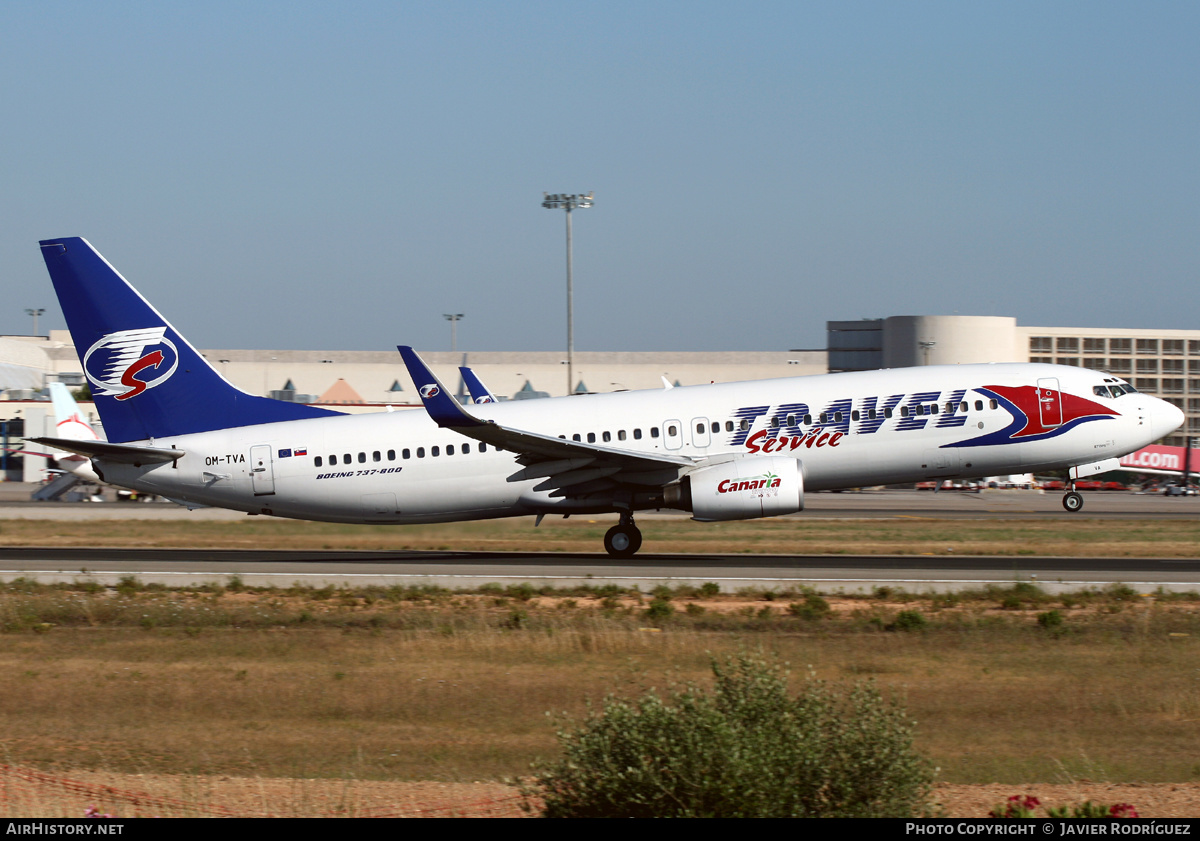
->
1062, 484, 1084, 513
604, 512, 643, 558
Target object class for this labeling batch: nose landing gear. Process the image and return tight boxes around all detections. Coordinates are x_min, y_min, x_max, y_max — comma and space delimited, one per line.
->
1062, 481, 1084, 513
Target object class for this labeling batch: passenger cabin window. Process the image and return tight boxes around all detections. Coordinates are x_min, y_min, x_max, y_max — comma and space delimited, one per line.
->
358, 452, 366, 463
372, 451, 381, 462
417, 447, 425, 458
329, 455, 338, 465
403, 448, 411, 459
711, 422, 719, 433
634, 429, 643, 439
315, 456, 323, 467
667, 425, 677, 436
388, 449, 396, 460
651, 427, 660, 438
618, 430, 627, 440
463, 443, 470, 454
431, 446, 440, 457
480, 443, 487, 452
446, 444, 454, 455
587, 433, 596, 443
603, 431, 611, 442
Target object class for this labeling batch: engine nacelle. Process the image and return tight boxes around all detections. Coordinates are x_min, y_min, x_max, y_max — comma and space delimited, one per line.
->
671, 456, 805, 522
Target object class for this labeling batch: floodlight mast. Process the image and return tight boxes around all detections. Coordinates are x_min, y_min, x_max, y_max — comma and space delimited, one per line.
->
542, 192, 593, 395
443, 313, 463, 352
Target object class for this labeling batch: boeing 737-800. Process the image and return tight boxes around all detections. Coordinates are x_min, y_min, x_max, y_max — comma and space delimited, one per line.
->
33, 237, 1183, 556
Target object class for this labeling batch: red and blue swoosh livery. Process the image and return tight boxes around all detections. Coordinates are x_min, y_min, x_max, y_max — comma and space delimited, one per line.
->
946, 385, 1117, 448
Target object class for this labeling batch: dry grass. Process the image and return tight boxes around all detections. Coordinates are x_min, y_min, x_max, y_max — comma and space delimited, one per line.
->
1, 581, 1199, 790
0, 514, 1198, 556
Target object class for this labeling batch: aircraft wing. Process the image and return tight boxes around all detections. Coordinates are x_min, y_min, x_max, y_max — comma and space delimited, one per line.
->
399, 347, 693, 494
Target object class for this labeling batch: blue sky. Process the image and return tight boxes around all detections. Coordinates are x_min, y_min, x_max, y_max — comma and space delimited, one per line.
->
2, 1, 1197, 352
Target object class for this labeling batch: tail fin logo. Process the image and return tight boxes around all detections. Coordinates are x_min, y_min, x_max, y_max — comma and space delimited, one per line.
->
83, 328, 179, 401
419, 384, 440, 399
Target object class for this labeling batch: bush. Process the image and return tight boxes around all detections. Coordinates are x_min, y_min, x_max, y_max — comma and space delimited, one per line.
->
890, 610, 928, 632
525, 653, 934, 818
789, 593, 832, 621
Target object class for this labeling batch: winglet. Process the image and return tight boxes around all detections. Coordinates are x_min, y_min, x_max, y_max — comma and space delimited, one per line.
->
398, 346, 487, 428
459, 366, 498, 404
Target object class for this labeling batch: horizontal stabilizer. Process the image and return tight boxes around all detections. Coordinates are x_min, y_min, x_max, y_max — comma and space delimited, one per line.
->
28, 437, 184, 465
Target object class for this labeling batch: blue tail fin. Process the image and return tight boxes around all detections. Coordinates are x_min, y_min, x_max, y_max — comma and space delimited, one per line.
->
459, 366, 498, 404
39, 237, 339, 443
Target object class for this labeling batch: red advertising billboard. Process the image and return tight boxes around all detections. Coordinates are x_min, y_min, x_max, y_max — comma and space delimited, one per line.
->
1119, 444, 1199, 474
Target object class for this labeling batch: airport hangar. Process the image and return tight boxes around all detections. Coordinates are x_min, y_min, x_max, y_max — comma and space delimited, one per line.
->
0, 315, 1196, 482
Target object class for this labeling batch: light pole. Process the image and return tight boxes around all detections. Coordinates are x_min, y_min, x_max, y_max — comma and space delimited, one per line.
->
542, 191, 593, 395
25, 308, 45, 336
443, 313, 464, 352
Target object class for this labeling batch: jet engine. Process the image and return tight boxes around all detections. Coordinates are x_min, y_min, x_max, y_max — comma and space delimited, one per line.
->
666, 456, 804, 521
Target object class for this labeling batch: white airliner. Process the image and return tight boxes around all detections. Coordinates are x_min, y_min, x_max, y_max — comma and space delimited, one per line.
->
33, 237, 1184, 556
12, 382, 104, 494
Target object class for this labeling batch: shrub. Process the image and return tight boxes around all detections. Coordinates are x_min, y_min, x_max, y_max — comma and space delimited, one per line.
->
789, 593, 832, 621
525, 653, 934, 818
890, 610, 928, 632
1037, 610, 1064, 629
644, 598, 674, 622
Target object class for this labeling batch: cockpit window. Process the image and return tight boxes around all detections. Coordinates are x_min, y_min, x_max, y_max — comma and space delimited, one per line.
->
1093, 386, 1109, 397
1101, 383, 1138, 398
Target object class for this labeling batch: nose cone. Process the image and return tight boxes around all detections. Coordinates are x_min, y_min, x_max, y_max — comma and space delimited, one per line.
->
1152, 398, 1185, 441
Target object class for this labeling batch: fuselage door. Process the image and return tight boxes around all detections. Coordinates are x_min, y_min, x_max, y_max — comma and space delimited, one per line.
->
663, 419, 683, 450
1036, 378, 1063, 428
691, 417, 711, 449
250, 444, 275, 496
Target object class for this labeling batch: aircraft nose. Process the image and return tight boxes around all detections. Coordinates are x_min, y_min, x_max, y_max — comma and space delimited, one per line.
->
1153, 398, 1185, 440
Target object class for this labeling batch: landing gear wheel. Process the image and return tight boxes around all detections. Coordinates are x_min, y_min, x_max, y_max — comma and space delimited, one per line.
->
604, 524, 643, 557
1063, 491, 1084, 513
